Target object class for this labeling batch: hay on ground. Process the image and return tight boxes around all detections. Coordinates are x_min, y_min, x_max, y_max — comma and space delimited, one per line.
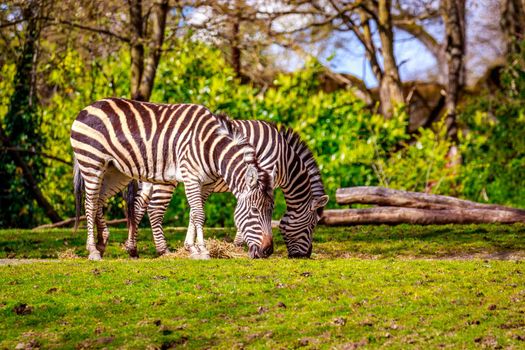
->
57, 248, 80, 259
161, 238, 246, 259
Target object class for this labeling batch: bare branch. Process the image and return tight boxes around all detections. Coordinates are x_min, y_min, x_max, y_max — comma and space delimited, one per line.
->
392, 15, 442, 59
1, 147, 71, 165
0, 18, 25, 28
41, 16, 130, 43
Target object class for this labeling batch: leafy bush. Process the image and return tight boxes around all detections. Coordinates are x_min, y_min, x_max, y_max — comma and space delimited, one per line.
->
458, 47, 525, 207
2, 38, 523, 228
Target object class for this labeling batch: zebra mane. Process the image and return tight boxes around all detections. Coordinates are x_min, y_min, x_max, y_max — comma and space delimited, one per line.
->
279, 126, 326, 200
215, 113, 247, 145
215, 113, 272, 194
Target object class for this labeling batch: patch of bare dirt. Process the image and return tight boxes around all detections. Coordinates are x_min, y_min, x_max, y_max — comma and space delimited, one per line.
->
0, 259, 59, 266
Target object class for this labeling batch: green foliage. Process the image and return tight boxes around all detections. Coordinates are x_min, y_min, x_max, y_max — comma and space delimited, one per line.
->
3, 38, 524, 227
151, 49, 446, 220
0, 29, 46, 228
378, 121, 459, 194
458, 45, 525, 207
38, 48, 130, 219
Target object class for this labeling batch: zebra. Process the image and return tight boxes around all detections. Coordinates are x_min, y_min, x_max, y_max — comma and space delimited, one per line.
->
126, 120, 329, 258
70, 98, 275, 260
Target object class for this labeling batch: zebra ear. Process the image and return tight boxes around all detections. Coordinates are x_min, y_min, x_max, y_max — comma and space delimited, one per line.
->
246, 165, 259, 190
310, 195, 329, 211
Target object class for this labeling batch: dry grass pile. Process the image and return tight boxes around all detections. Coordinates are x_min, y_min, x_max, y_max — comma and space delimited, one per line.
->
57, 248, 80, 259
161, 238, 246, 259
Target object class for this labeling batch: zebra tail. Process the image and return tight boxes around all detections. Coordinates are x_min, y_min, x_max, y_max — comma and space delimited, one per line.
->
126, 180, 138, 230
73, 157, 84, 232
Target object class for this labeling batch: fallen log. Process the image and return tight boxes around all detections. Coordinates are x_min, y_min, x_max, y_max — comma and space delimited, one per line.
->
336, 187, 525, 214
321, 207, 525, 225
33, 216, 127, 230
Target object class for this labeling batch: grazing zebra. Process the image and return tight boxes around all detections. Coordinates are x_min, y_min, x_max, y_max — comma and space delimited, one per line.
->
70, 98, 275, 260
127, 120, 329, 258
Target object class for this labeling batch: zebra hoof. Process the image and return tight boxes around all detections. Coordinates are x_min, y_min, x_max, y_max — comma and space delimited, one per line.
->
189, 251, 202, 260
88, 251, 102, 261
128, 249, 139, 259
96, 246, 106, 257
157, 249, 169, 256
196, 244, 210, 259
199, 253, 211, 260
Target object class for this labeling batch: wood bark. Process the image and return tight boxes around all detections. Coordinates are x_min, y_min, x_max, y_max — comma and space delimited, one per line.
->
442, 0, 466, 143
322, 207, 525, 225
358, 9, 384, 84
500, 0, 525, 54
138, 0, 169, 101
336, 187, 525, 214
231, 0, 242, 78
129, 0, 145, 100
377, 0, 405, 117
129, 0, 168, 101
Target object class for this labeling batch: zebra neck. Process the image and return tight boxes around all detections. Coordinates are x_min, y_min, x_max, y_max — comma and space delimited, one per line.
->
279, 151, 313, 211
218, 166, 245, 198
213, 140, 248, 198
283, 189, 312, 213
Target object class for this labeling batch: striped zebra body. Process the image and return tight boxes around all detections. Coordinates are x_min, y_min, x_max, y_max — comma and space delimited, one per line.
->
70, 98, 274, 260
128, 120, 328, 258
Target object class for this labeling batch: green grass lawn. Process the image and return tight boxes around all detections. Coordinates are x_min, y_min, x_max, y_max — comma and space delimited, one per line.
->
0, 224, 524, 349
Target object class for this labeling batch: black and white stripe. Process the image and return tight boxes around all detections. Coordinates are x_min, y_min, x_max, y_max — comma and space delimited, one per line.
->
128, 120, 328, 258
70, 98, 274, 260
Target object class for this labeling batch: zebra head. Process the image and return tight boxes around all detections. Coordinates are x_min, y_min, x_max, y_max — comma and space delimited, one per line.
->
279, 194, 329, 258
234, 163, 275, 259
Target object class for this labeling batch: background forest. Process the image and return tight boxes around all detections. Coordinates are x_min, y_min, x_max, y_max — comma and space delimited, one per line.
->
0, 0, 524, 228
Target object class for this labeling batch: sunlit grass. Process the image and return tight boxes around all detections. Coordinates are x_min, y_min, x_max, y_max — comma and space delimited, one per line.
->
1, 224, 523, 259
0, 224, 524, 348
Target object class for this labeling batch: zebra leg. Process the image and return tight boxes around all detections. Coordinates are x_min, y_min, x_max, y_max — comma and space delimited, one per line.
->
125, 182, 154, 258
184, 218, 198, 257
134, 182, 153, 229
147, 183, 176, 256
183, 186, 212, 259
82, 169, 105, 261
234, 231, 243, 246
183, 179, 209, 260
94, 165, 133, 257
95, 205, 109, 256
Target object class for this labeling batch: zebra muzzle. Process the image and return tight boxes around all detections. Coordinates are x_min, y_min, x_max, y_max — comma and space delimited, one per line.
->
248, 234, 274, 259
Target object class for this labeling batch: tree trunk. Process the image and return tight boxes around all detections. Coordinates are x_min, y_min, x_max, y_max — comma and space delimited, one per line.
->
129, 0, 169, 101
500, 0, 525, 54
0, 1, 63, 226
138, 0, 169, 101
129, 0, 145, 100
231, 0, 242, 78
442, 0, 466, 143
359, 10, 384, 85
377, 0, 405, 117
336, 187, 525, 214
322, 207, 525, 225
